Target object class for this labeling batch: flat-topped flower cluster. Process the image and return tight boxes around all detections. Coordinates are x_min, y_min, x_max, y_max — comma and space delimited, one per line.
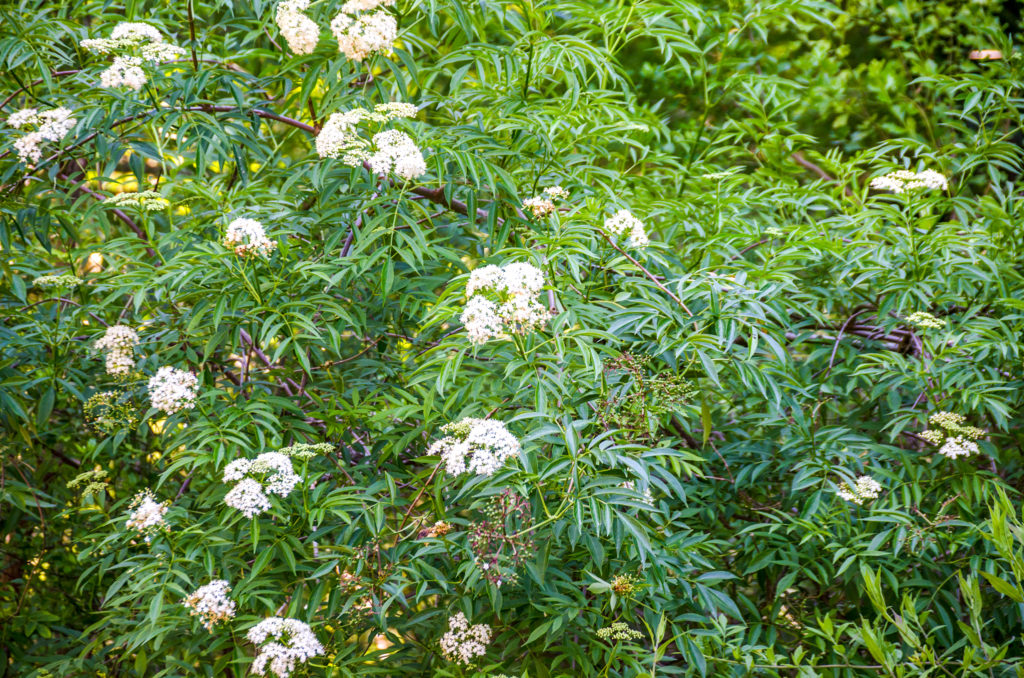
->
6, 107, 76, 164
95, 324, 140, 376
125, 489, 169, 541
920, 411, 985, 459
460, 261, 550, 344
81, 22, 186, 90
604, 209, 649, 247
247, 617, 325, 678
429, 418, 522, 476
148, 366, 199, 414
836, 475, 883, 505
33, 273, 83, 288
523, 186, 570, 218
275, 0, 320, 54
906, 311, 945, 330
316, 103, 425, 179
224, 218, 278, 258
182, 580, 237, 631
440, 612, 492, 665
104, 191, 170, 212
869, 168, 947, 193
274, 0, 397, 61
223, 452, 301, 518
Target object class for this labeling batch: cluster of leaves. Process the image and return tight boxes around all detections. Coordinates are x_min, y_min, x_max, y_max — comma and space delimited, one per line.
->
2, 0, 1024, 677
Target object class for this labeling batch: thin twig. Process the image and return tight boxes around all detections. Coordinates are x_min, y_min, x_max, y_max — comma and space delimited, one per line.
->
187, 0, 200, 70
791, 152, 853, 196
600, 230, 693, 316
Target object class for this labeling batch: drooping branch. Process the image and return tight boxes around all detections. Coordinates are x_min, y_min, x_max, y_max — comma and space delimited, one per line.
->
10, 103, 505, 229
0, 70, 80, 110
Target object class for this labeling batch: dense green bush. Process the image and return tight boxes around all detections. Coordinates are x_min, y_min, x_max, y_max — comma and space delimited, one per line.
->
2, 0, 1024, 676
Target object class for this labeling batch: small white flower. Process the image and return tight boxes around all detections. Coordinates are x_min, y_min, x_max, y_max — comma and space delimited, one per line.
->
460, 261, 550, 343
938, 436, 980, 459
439, 612, 491, 665
836, 475, 883, 505
105, 350, 135, 376
341, 0, 395, 11
523, 196, 556, 218
367, 129, 426, 179
95, 325, 140, 376
148, 366, 199, 414
140, 41, 187, 62
331, 10, 397, 61
604, 209, 649, 248
183, 579, 236, 631
7, 108, 39, 128
275, 0, 320, 55
429, 418, 521, 477
7, 107, 76, 164
224, 478, 272, 518
315, 104, 421, 175
869, 168, 948, 193
100, 56, 148, 90
523, 186, 569, 217
125, 489, 169, 539
223, 453, 301, 517
110, 22, 165, 43
224, 218, 278, 258
247, 617, 324, 678
906, 311, 945, 330
84, 22, 184, 90
95, 325, 140, 353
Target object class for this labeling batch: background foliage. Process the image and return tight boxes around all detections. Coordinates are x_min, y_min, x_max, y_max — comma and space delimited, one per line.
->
2, 0, 1024, 676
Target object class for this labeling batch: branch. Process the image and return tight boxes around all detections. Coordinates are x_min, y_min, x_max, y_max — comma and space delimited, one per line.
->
791, 152, 853, 196
57, 172, 158, 258
0, 70, 80, 110
9, 103, 511, 241
600, 230, 693, 317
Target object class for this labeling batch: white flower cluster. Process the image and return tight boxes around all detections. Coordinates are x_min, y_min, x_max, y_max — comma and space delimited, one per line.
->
315, 104, 424, 179
460, 262, 550, 344
81, 22, 185, 91
182, 579, 236, 631
223, 452, 301, 518
920, 411, 985, 459
428, 418, 521, 477
6, 107, 76, 164
906, 311, 945, 330
439, 612, 491, 665
836, 475, 882, 505
869, 168, 948, 193
100, 56, 148, 90
95, 324, 140, 376
148, 366, 199, 414
938, 436, 980, 459
104, 191, 169, 212
604, 209, 650, 247
224, 218, 278, 258
275, 0, 320, 55
247, 617, 324, 678
367, 129, 427, 179
331, 0, 397, 62
522, 186, 570, 218
125, 489, 169, 540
